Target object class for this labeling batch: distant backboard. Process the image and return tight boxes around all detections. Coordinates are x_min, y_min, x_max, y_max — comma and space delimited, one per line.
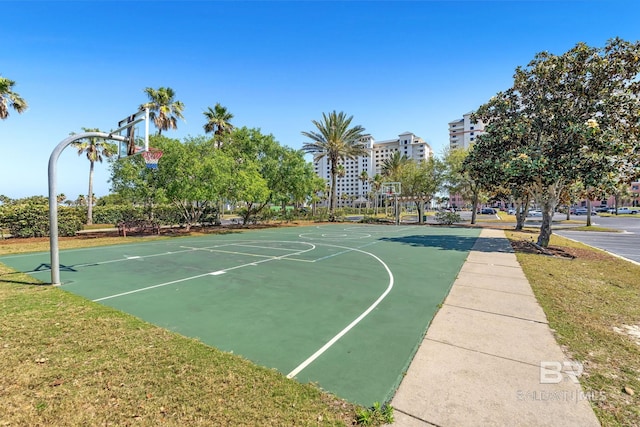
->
112, 108, 149, 158
380, 182, 401, 197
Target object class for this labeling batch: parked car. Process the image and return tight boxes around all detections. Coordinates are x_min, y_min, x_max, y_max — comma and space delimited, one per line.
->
479, 208, 497, 214
595, 206, 610, 213
508, 208, 516, 215
527, 210, 543, 217
609, 207, 639, 214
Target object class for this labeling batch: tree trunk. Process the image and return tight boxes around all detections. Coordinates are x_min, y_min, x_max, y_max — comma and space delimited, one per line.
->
586, 199, 592, 227
514, 203, 525, 231
329, 165, 337, 222
470, 192, 479, 225
416, 201, 423, 224
536, 198, 556, 247
87, 161, 94, 225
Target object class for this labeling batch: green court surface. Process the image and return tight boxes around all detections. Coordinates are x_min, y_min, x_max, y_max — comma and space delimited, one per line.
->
0, 224, 481, 405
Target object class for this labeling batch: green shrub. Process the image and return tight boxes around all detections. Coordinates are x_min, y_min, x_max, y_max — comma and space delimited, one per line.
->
434, 211, 462, 225
0, 203, 84, 237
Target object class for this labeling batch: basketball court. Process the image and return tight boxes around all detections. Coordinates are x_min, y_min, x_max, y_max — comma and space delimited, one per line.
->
0, 224, 480, 405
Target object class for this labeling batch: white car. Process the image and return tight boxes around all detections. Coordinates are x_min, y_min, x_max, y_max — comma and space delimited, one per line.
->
609, 207, 639, 214
527, 210, 543, 217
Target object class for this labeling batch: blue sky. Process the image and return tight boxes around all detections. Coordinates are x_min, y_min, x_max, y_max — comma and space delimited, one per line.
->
1, 0, 639, 200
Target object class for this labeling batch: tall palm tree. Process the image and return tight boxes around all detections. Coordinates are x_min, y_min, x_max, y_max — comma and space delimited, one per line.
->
71, 128, 116, 225
0, 76, 28, 120
370, 173, 383, 215
302, 111, 367, 221
203, 103, 234, 148
359, 170, 369, 211
381, 151, 410, 179
140, 87, 185, 135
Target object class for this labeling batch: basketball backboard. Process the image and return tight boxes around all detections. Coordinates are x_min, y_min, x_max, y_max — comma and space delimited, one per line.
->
111, 108, 149, 158
380, 182, 401, 197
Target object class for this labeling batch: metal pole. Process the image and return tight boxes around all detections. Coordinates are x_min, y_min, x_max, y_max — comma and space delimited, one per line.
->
48, 132, 127, 285
395, 193, 399, 225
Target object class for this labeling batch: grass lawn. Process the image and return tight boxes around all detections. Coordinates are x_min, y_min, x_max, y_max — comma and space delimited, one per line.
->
0, 235, 360, 426
507, 230, 640, 426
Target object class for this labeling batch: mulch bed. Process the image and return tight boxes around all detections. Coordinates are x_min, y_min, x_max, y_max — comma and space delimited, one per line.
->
510, 239, 612, 261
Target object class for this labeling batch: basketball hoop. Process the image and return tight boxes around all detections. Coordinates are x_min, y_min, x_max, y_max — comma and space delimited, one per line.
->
142, 149, 163, 169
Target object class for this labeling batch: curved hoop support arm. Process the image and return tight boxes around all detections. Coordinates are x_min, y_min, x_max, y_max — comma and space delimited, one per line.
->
48, 132, 127, 285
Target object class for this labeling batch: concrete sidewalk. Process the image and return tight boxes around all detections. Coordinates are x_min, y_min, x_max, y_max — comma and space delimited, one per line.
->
390, 228, 601, 427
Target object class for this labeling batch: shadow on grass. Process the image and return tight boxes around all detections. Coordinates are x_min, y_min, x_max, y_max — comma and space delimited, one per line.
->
379, 234, 514, 253
0, 270, 45, 286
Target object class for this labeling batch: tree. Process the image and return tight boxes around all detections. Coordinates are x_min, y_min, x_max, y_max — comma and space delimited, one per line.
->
203, 103, 234, 148
110, 135, 169, 216
224, 127, 312, 224
140, 87, 185, 135
72, 128, 116, 225
473, 39, 640, 246
154, 136, 264, 229
369, 174, 383, 215
381, 151, 410, 180
397, 157, 444, 224
302, 111, 367, 221
359, 170, 369, 211
0, 76, 27, 120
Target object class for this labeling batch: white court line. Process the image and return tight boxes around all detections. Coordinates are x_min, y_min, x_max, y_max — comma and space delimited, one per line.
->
93, 242, 316, 302
23, 247, 206, 274
191, 248, 281, 259
232, 243, 305, 252
93, 272, 214, 302
286, 243, 393, 379
313, 241, 378, 262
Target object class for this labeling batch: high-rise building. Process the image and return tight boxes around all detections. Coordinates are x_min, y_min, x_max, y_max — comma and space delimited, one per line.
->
449, 112, 485, 150
312, 132, 432, 207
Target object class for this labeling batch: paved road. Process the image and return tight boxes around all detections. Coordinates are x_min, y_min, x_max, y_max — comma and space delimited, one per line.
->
554, 216, 640, 264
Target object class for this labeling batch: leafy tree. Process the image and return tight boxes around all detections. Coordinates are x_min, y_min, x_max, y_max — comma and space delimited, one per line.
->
446, 147, 492, 225
140, 87, 185, 135
302, 111, 367, 221
203, 103, 234, 148
0, 76, 27, 120
473, 38, 640, 246
224, 127, 308, 224
71, 128, 117, 225
109, 135, 168, 216
396, 157, 444, 224
155, 136, 261, 228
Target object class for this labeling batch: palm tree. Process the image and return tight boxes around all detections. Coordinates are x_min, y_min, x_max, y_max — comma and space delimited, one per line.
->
203, 103, 234, 148
370, 174, 383, 215
302, 111, 367, 221
140, 87, 185, 135
381, 151, 410, 179
359, 170, 369, 212
0, 76, 28, 120
71, 128, 116, 225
